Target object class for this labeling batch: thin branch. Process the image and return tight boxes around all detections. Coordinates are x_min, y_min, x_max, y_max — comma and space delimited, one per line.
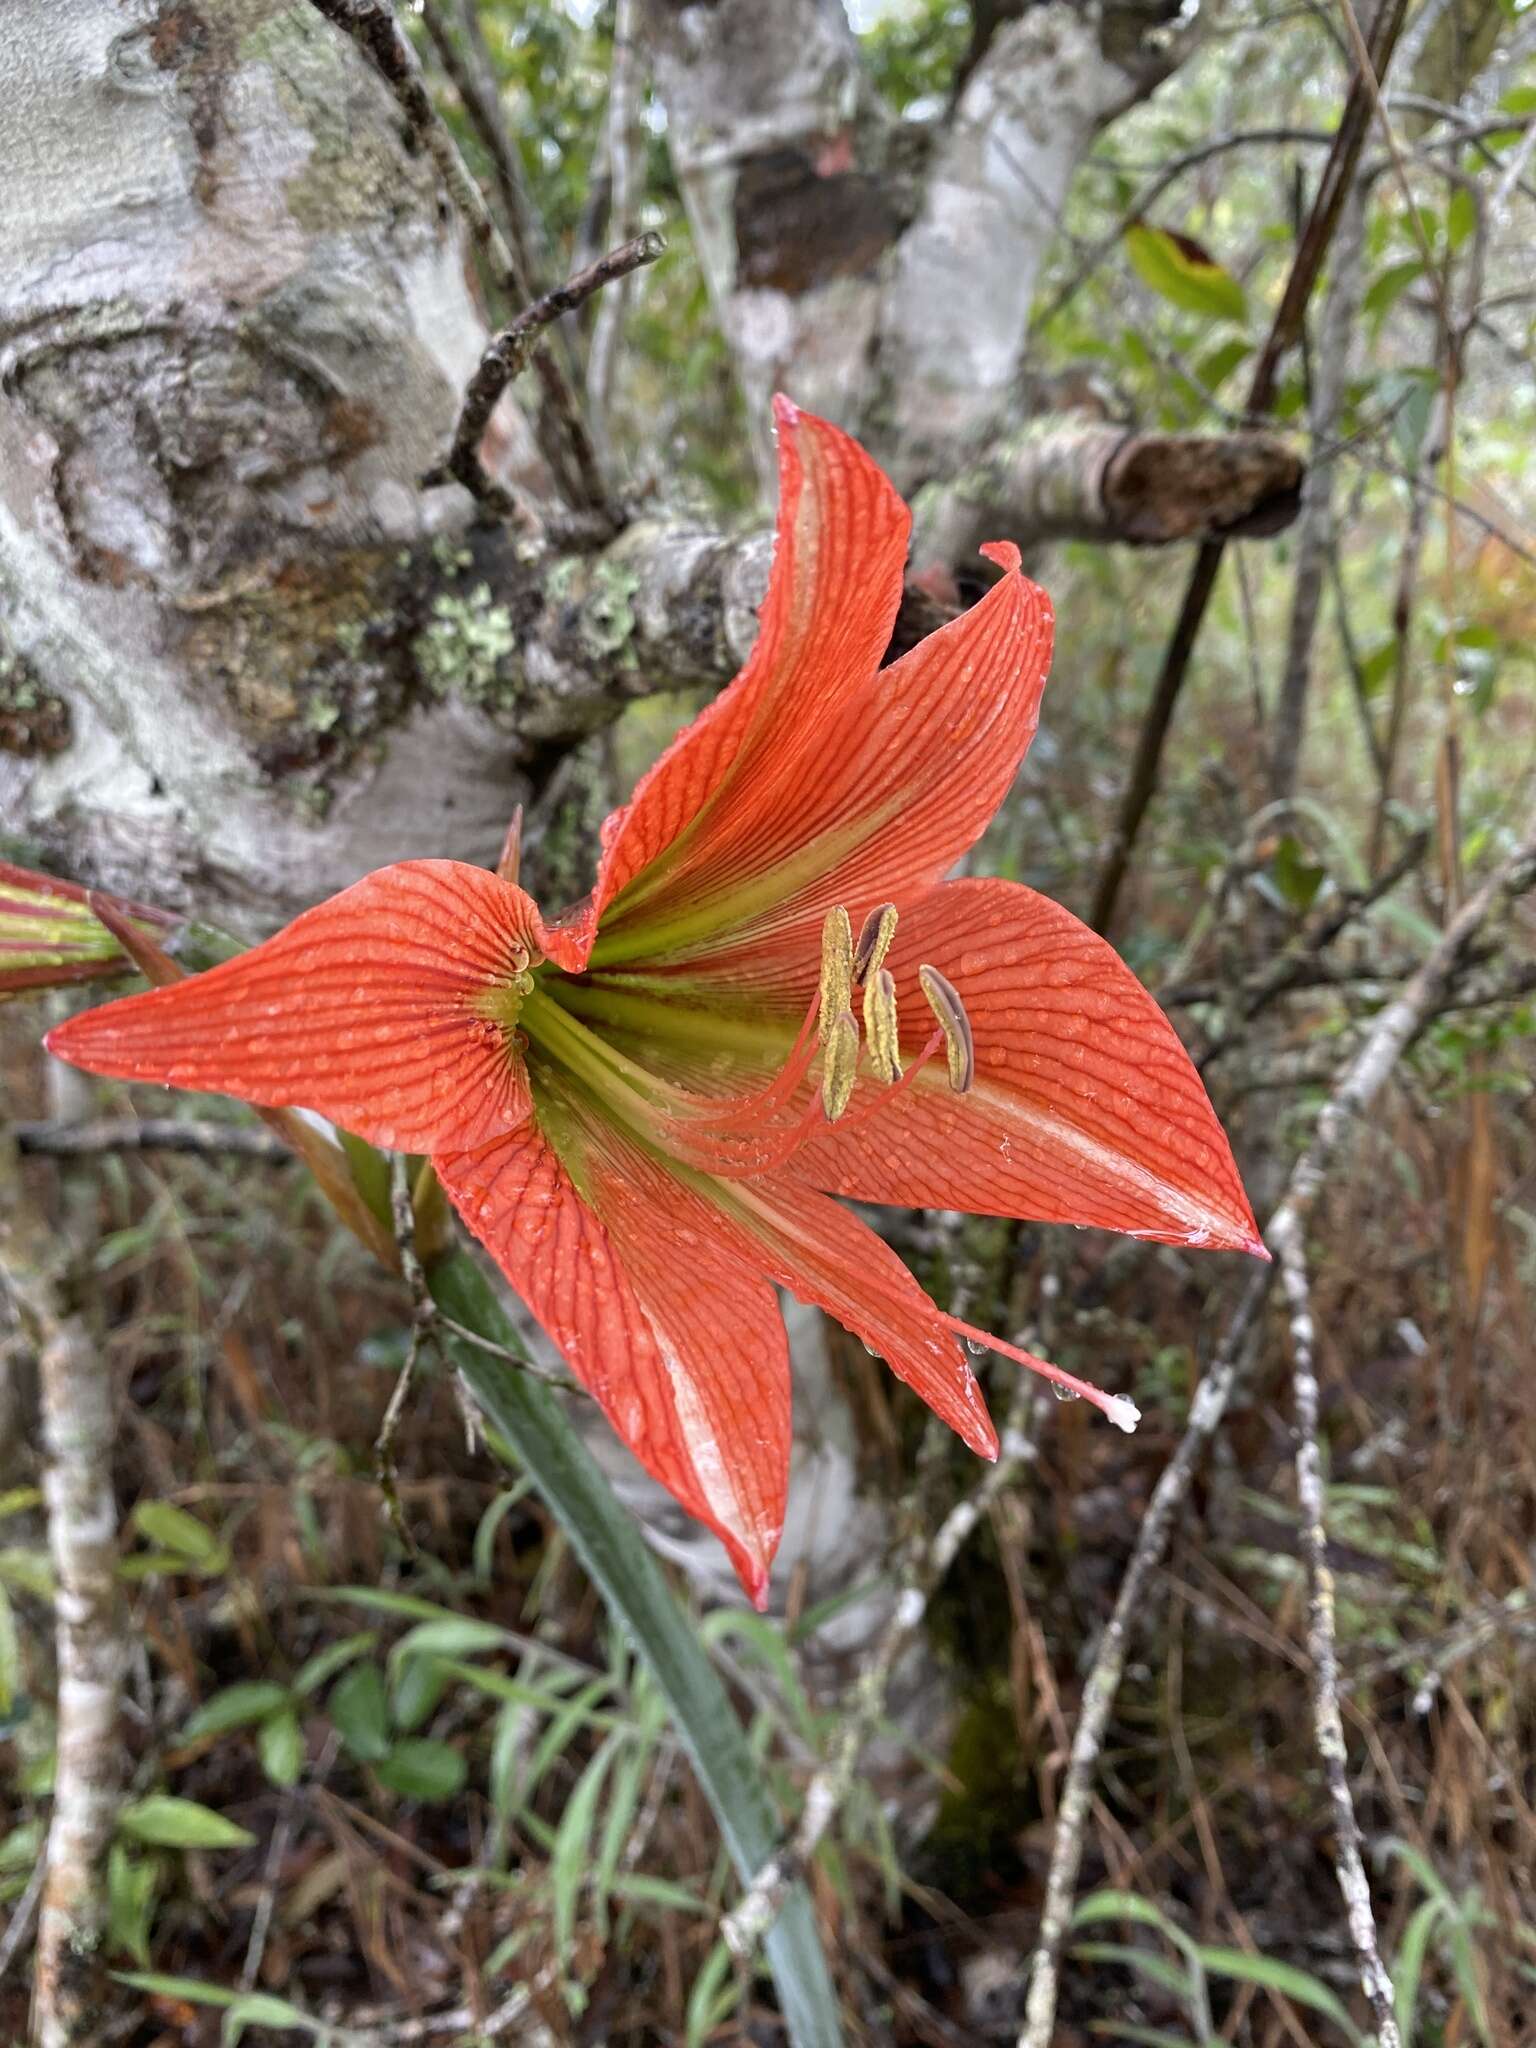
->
1087, 0, 1413, 935
1272, 1217, 1402, 2047
12, 1117, 290, 1162
306, 0, 606, 513
1018, 821, 1536, 2048
422, 233, 665, 517
586, 0, 645, 457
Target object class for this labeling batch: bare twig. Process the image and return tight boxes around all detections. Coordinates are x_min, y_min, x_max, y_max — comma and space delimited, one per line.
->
0, 1854, 44, 1984
1272, 1219, 1402, 2046
423, 233, 664, 517
307, 0, 607, 513
374, 1155, 445, 1545
1087, 0, 1412, 935
416, 0, 544, 297
12, 1117, 290, 1162
1018, 822, 1536, 2048
586, 0, 645, 457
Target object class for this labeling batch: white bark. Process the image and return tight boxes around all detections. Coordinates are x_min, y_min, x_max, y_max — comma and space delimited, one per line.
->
876, 8, 1148, 485
0, 0, 544, 915
640, 0, 885, 480
33, 1314, 121, 2048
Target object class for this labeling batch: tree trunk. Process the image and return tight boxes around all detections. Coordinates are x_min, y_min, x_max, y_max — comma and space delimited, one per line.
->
0, 0, 551, 917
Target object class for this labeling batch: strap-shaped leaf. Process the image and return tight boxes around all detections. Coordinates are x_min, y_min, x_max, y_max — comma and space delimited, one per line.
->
428, 1250, 843, 2048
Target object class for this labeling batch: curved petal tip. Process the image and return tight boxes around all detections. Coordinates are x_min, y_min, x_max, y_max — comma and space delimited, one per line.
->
980, 539, 1022, 574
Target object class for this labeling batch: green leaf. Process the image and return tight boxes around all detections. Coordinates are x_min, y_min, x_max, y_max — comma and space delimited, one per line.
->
1364, 259, 1424, 321
327, 1663, 391, 1761
131, 1502, 226, 1570
106, 1843, 158, 1968
390, 1652, 450, 1734
0, 1582, 17, 1716
1271, 833, 1328, 912
685, 1938, 740, 2048
1125, 222, 1247, 322
292, 1632, 377, 1697
1072, 1941, 1197, 2002
118, 1796, 255, 1851
373, 1738, 467, 1801
610, 1871, 711, 1915
552, 1733, 618, 1959
183, 1683, 293, 1739
430, 1249, 844, 2048
115, 1971, 241, 2009
257, 1708, 305, 1788
223, 1991, 322, 2043
1395, 1896, 1447, 2048
1193, 337, 1252, 392
389, 1617, 507, 1668
1197, 1945, 1363, 2040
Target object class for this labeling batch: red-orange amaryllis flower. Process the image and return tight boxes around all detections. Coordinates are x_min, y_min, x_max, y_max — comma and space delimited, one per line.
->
45, 399, 1262, 1606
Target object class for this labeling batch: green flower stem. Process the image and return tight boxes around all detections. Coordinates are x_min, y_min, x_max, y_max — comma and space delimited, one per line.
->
426, 1249, 844, 2048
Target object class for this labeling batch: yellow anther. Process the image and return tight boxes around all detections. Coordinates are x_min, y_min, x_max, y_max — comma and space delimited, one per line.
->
818, 906, 854, 1038
820, 1007, 860, 1121
862, 966, 902, 1085
918, 964, 974, 1095
853, 902, 898, 984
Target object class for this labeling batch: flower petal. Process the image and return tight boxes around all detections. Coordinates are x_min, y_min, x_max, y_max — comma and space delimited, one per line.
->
580, 399, 910, 952
45, 861, 541, 1154
790, 878, 1263, 1253
610, 541, 1052, 992
554, 398, 909, 970
717, 1174, 999, 1460
433, 1116, 789, 1606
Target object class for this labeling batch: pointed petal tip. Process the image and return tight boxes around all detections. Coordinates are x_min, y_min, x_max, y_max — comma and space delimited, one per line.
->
1247, 1234, 1273, 1263
730, 1543, 774, 1612
771, 391, 800, 430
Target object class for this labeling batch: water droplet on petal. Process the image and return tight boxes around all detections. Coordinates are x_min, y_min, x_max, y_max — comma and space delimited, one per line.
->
1051, 1382, 1081, 1402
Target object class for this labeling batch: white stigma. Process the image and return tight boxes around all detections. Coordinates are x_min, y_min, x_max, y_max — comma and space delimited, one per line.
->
1104, 1394, 1141, 1435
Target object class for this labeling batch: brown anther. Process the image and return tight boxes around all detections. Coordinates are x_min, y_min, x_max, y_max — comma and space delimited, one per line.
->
862, 966, 902, 1085
918, 964, 974, 1094
818, 906, 854, 1041
820, 1007, 860, 1121
853, 902, 898, 984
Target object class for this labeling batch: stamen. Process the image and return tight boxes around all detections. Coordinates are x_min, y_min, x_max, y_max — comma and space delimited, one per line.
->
854, 902, 898, 983
820, 1007, 859, 1122
680, 988, 822, 1133
941, 1313, 1141, 1433
862, 966, 902, 1085
818, 906, 854, 1038
918, 964, 975, 1095
496, 804, 524, 887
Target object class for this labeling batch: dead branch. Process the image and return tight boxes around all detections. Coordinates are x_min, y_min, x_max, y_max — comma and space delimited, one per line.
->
422, 234, 665, 518
1273, 1219, 1402, 2046
1088, 0, 1413, 935
13, 1117, 291, 1162
911, 416, 1302, 572
1018, 821, 1536, 2048
306, 0, 606, 512
586, 0, 646, 456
